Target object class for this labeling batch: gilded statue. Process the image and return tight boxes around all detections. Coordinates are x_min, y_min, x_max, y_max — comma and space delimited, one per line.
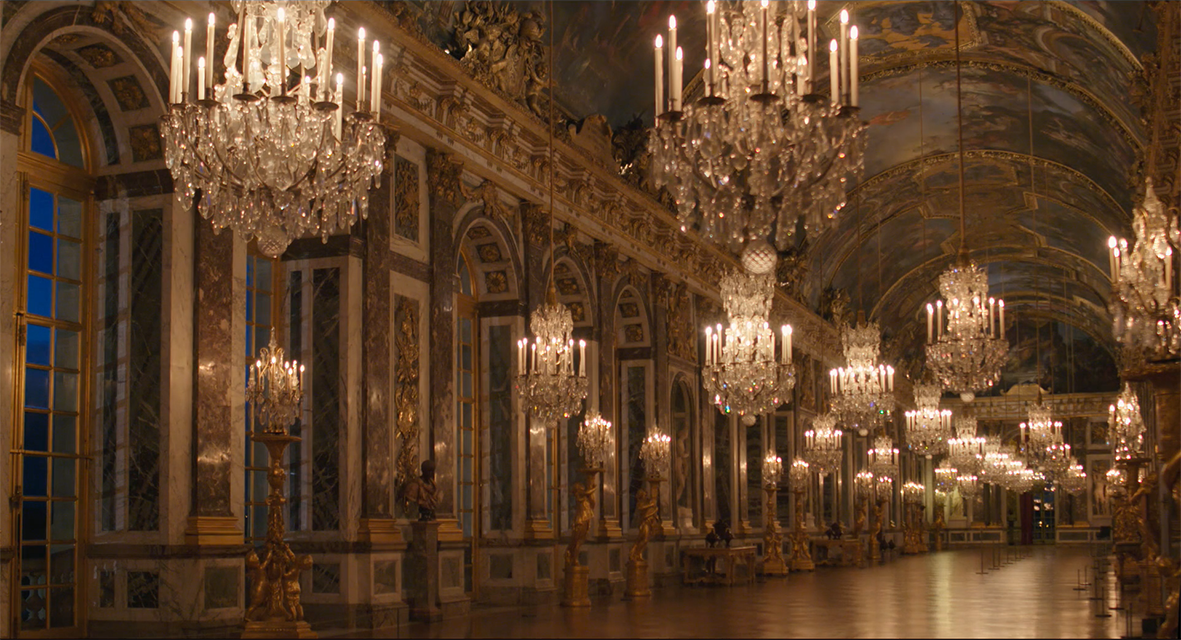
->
402, 460, 442, 521
629, 486, 660, 563
1129, 471, 1161, 560
565, 479, 597, 567
853, 498, 868, 537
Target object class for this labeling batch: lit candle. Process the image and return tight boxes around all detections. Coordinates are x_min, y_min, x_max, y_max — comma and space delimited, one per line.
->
936, 299, 943, 338
206, 13, 215, 91
654, 35, 664, 116
183, 18, 193, 100
277, 8, 286, 95
579, 339, 587, 377
888, 366, 894, 391
371, 40, 380, 112
829, 39, 839, 106
998, 300, 1005, 339
706, 1, 716, 92
170, 31, 180, 103
325, 18, 335, 93
807, 0, 816, 92
705, 326, 713, 365
849, 25, 859, 106
357, 27, 366, 110
839, 10, 848, 103
830, 370, 837, 394
197, 57, 206, 100
1108, 236, 1118, 279
674, 46, 683, 111
786, 325, 793, 363
375, 53, 384, 115
1166, 247, 1173, 291
334, 73, 344, 136
989, 297, 996, 336
926, 303, 933, 343
668, 15, 678, 110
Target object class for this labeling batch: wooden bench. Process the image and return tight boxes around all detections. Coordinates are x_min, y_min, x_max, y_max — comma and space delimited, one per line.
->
681, 546, 757, 586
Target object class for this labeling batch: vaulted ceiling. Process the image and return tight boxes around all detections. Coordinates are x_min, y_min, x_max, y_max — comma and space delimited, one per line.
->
409, 0, 1161, 395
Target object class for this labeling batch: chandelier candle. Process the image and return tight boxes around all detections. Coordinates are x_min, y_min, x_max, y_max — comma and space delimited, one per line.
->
654, 35, 663, 114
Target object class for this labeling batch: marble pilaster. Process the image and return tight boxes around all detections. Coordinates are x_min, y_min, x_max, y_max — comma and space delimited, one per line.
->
651, 273, 674, 530
521, 201, 554, 539
426, 149, 463, 539
186, 217, 240, 545
360, 160, 398, 543
594, 242, 622, 538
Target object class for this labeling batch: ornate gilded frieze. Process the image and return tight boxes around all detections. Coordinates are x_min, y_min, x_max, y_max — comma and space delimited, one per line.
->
394, 155, 420, 242
394, 295, 421, 513
426, 149, 464, 208
453, 1, 548, 119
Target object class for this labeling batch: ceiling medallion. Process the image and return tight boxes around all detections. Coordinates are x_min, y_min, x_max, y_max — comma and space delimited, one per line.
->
650, 0, 866, 253
162, 0, 387, 258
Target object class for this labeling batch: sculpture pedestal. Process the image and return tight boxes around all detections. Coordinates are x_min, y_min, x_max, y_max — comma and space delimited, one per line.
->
624, 559, 650, 599
762, 554, 789, 576
408, 521, 442, 622
561, 564, 591, 607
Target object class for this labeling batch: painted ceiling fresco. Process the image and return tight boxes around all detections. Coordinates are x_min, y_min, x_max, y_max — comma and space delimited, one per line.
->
405, 0, 1155, 393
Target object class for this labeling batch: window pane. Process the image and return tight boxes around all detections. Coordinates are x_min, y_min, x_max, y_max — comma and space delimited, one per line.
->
256, 293, 271, 326
52, 372, 77, 412
52, 415, 75, 455
54, 282, 79, 323
28, 231, 53, 274
245, 291, 253, 322
22, 500, 47, 540
256, 259, 272, 291
30, 114, 56, 160
49, 548, 74, 589
22, 457, 48, 499
23, 412, 49, 452
25, 368, 50, 409
29, 188, 54, 231
53, 329, 78, 370
50, 502, 74, 542
26, 325, 51, 366
57, 198, 81, 239
51, 459, 75, 498
56, 239, 80, 281
27, 275, 52, 317
255, 327, 269, 356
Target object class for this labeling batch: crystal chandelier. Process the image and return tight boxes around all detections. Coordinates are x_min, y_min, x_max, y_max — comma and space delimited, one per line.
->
1058, 463, 1086, 495
803, 413, 843, 475
703, 255, 796, 425
763, 451, 784, 487
1108, 383, 1146, 461
788, 458, 810, 489
1019, 397, 1063, 455
1108, 187, 1180, 358
246, 334, 304, 434
650, 1, 866, 252
515, 298, 588, 426
829, 314, 895, 425
868, 435, 899, 481
925, 256, 1008, 402
946, 415, 983, 474
904, 383, 951, 458
640, 429, 672, 479
957, 474, 979, 499
935, 463, 959, 493
578, 411, 613, 469
921, 11, 1007, 402
162, 1, 387, 258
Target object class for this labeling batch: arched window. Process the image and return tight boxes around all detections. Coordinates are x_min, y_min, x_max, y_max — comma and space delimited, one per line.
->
15, 71, 94, 634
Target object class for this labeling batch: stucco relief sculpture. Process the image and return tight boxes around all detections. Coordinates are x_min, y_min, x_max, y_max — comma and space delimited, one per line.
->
454, 1, 548, 118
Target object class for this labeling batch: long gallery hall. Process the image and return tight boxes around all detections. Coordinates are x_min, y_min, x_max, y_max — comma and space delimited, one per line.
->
0, 1, 1177, 638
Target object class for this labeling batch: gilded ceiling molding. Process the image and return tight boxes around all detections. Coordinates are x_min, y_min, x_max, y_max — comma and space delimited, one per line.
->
946, 391, 1118, 421
861, 58, 1142, 149
1046, 0, 1142, 70
349, 1, 842, 363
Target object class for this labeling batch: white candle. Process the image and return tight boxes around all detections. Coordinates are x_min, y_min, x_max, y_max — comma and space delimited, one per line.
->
170, 31, 180, 103
325, 18, 335, 94
371, 40, 380, 112
989, 298, 996, 336
183, 18, 193, 100
705, 326, 713, 365
197, 57, 206, 100
334, 73, 344, 136
829, 39, 839, 106
668, 16, 677, 111
839, 10, 848, 102
786, 325, 793, 363
1166, 248, 1173, 291
277, 8, 286, 94
849, 25, 859, 106
357, 28, 366, 110
926, 303, 933, 343
807, 0, 816, 92
654, 35, 664, 116
531, 341, 537, 372
706, 1, 716, 92
830, 370, 837, 394
674, 46, 683, 111
375, 53, 384, 115
206, 13, 215, 91
579, 340, 587, 377
936, 300, 944, 338
1108, 236, 1117, 279
999, 300, 1005, 339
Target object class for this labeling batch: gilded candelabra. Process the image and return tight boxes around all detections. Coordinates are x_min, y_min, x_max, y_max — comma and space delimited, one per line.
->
242, 336, 314, 639
787, 458, 814, 571
870, 484, 888, 564
761, 452, 787, 576
562, 412, 612, 607
931, 490, 947, 552
626, 430, 669, 598
901, 481, 926, 555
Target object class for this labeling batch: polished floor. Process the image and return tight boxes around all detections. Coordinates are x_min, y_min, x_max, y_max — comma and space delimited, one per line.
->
361, 546, 1133, 639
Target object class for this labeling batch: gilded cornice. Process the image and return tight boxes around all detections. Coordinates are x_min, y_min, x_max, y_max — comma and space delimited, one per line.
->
943, 391, 1118, 421
346, 3, 842, 363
